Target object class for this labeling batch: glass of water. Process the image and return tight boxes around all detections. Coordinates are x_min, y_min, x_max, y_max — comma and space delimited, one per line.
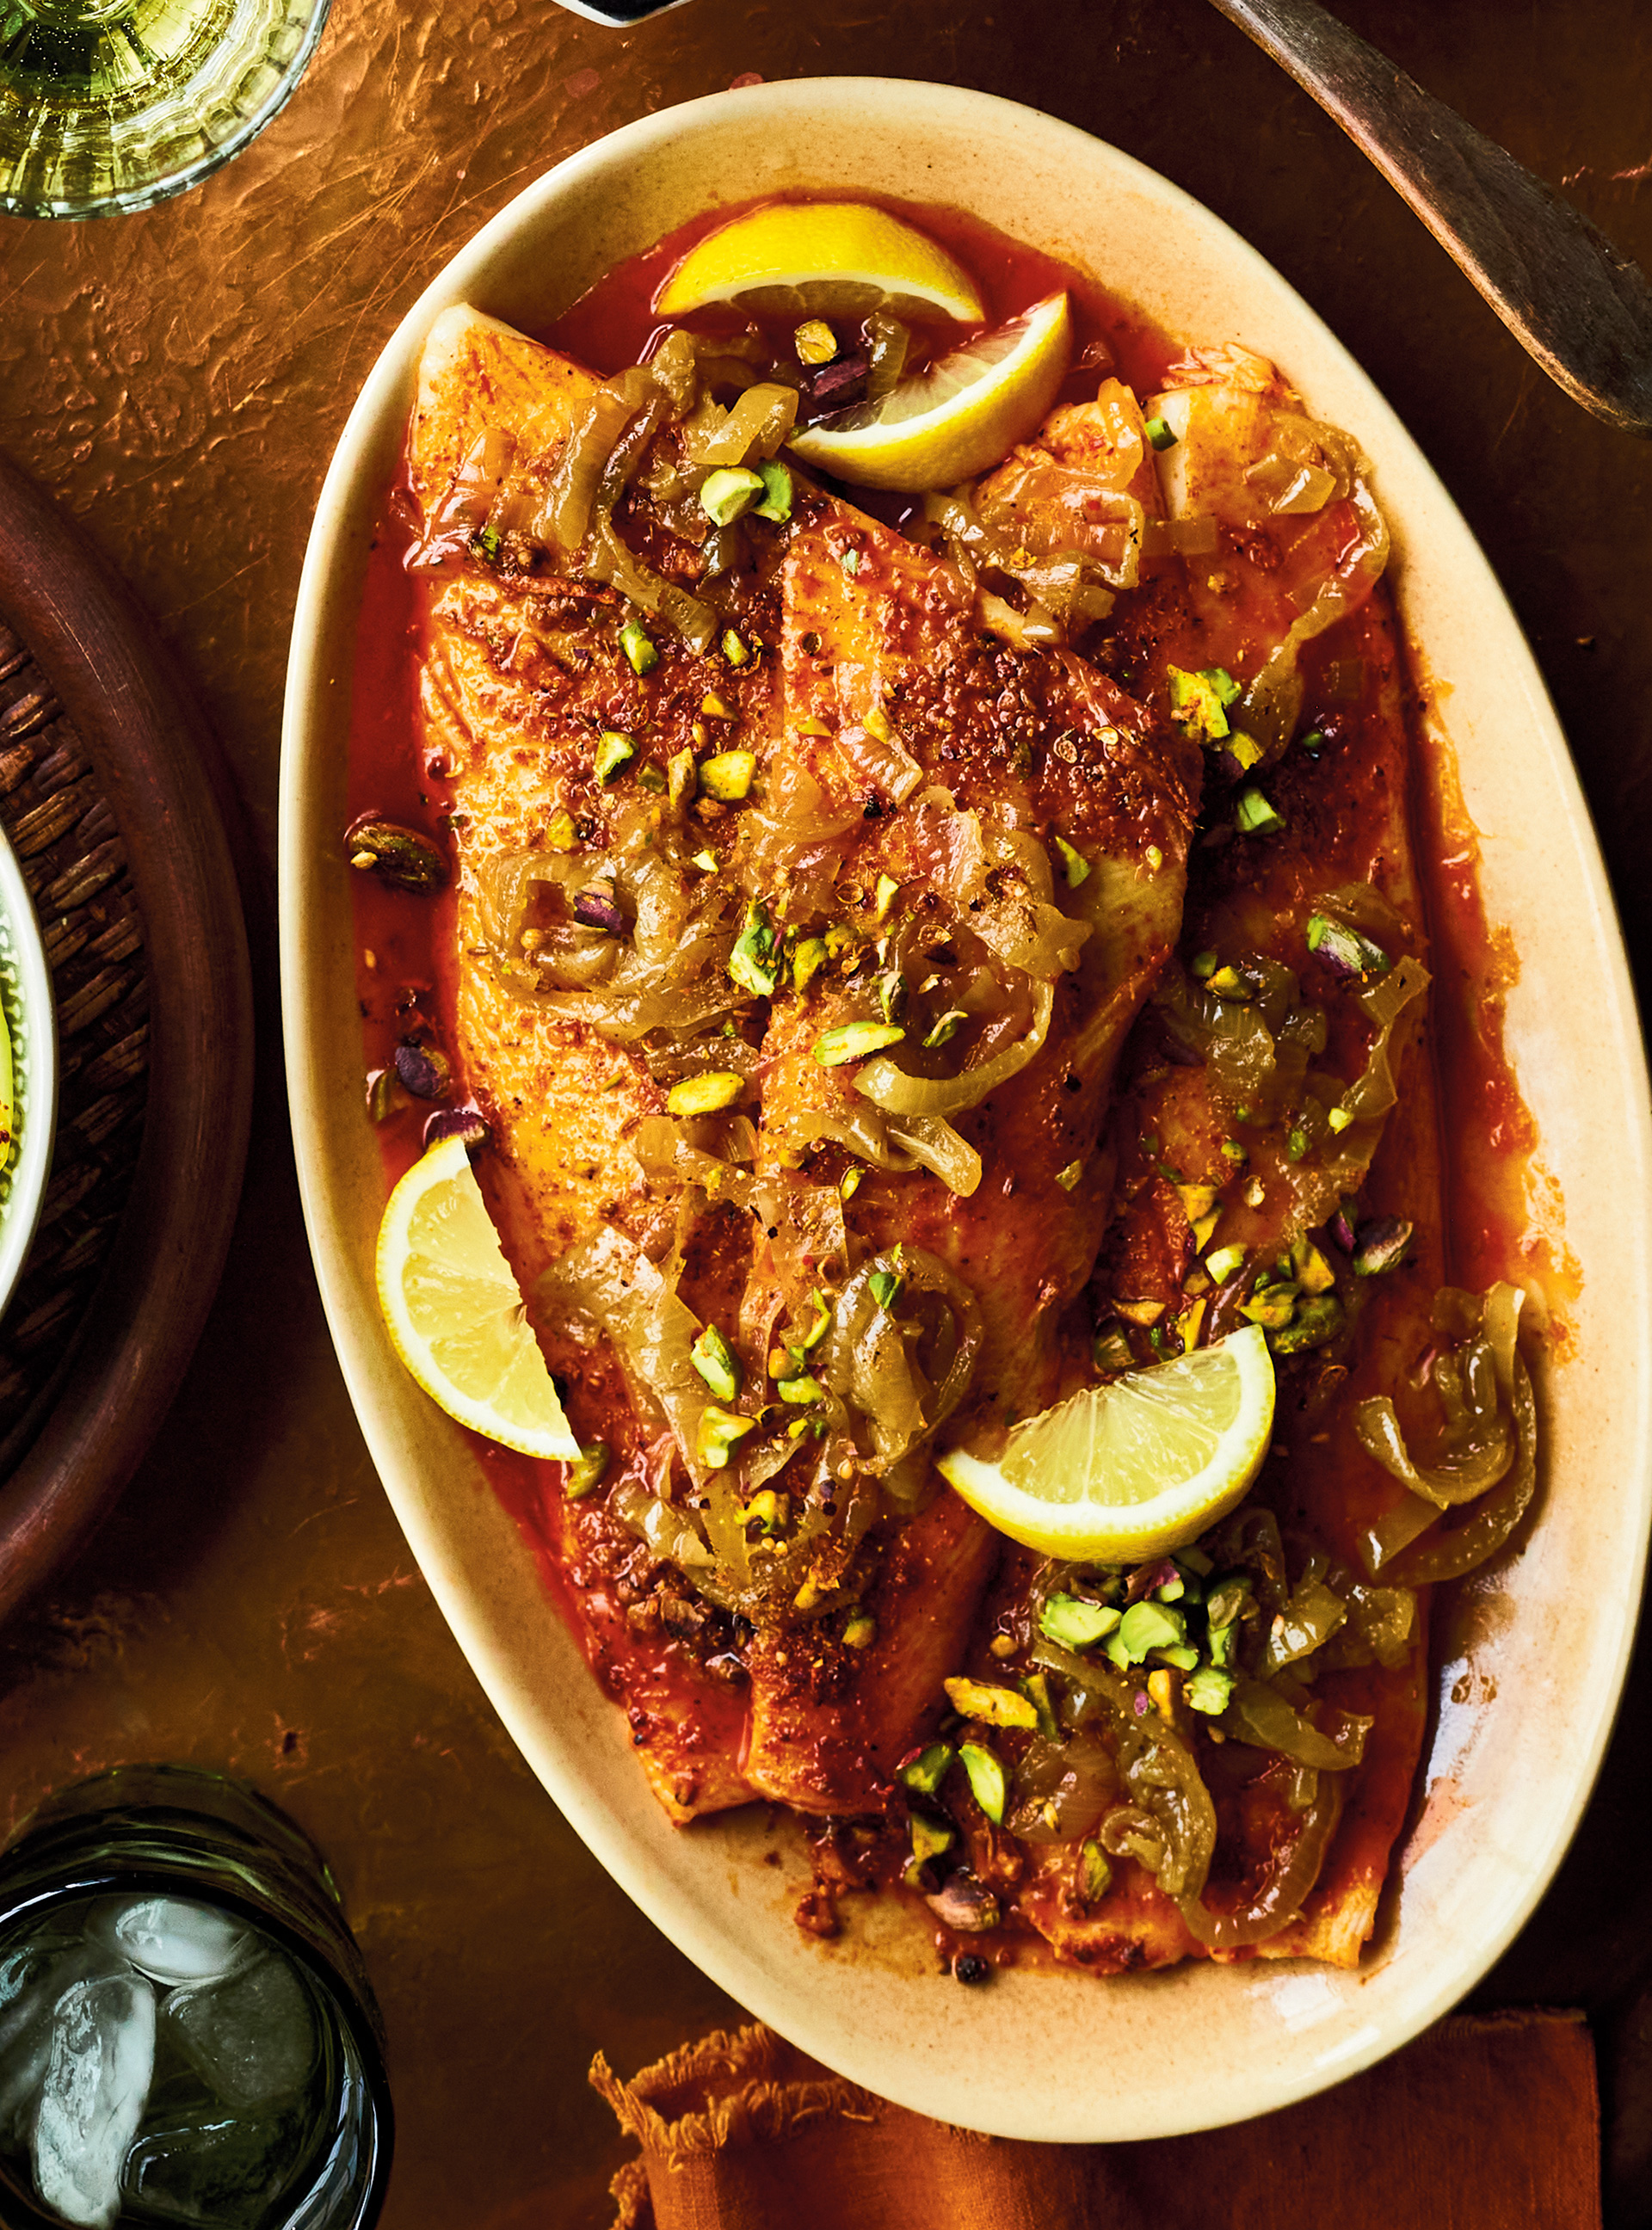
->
0, 0, 331, 219
0, 1765, 391, 2229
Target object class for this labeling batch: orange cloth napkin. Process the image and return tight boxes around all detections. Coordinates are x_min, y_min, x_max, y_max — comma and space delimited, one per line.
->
593, 2010, 1599, 2230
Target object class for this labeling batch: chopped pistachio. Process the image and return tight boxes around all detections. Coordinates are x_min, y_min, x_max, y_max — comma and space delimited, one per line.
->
619, 615, 658, 675
840, 1164, 864, 1201
814, 1018, 906, 1067
922, 1008, 968, 1050
1292, 1236, 1337, 1294
1145, 844, 1163, 871
943, 1677, 1039, 1731
729, 899, 781, 997
1039, 1594, 1121, 1650
1176, 1183, 1218, 1223
841, 1612, 876, 1651
798, 1290, 831, 1351
1220, 1137, 1248, 1163
697, 1405, 755, 1469
1241, 1281, 1299, 1331
594, 731, 635, 784
544, 810, 578, 853
1191, 949, 1219, 979
699, 465, 765, 526
690, 1324, 743, 1403
1167, 664, 1239, 744
1271, 1293, 1345, 1352
754, 459, 793, 523
1307, 910, 1391, 977
1053, 834, 1091, 887
701, 691, 737, 720
690, 848, 718, 873
722, 630, 749, 668
1204, 1243, 1247, 1286
877, 970, 907, 1026
872, 872, 901, 921
863, 705, 894, 744
1205, 964, 1249, 999
793, 714, 832, 737
1056, 1160, 1083, 1192
1093, 1323, 1135, 1371
1328, 1104, 1355, 1134
1113, 1297, 1165, 1327
1226, 731, 1264, 773
1186, 1664, 1236, 1716
958, 1741, 1008, 1825
776, 1373, 826, 1405
636, 765, 667, 793
1243, 1176, 1267, 1209
1205, 1576, 1251, 1631
1175, 1297, 1207, 1351
909, 1813, 954, 1867
564, 1443, 610, 1499
666, 1070, 745, 1117
1107, 1599, 1189, 1668
1143, 415, 1178, 451
868, 1266, 903, 1313
791, 935, 829, 993
700, 750, 756, 802
1235, 785, 1285, 835
1208, 1620, 1240, 1669
1022, 1671, 1061, 1744
1081, 1838, 1113, 1901
900, 1742, 955, 1798
743, 1488, 784, 1536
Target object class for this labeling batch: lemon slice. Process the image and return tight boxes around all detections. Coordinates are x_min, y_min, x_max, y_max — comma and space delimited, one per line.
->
937, 1326, 1275, 1560
656, 200, 985, 324
376, 1133, 580, 1461
789, 291, 1072, 492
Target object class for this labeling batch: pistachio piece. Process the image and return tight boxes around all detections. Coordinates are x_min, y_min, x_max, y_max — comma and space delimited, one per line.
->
343, 816, 448, 894
666, 1071, 745, 1117
619, 616, 658, 675
814, 1019, 906, 1067
841, 1611, 876, 1650
1053, 834, 1090, 887
393, 1041, 450, 1100
564, 1444, 610, 1500
700, 750, 756, 802
754, 460, 792, 523
1039, 1594, 1121, 1650
943, 1677, 1038, 1731
700, 466, 765, 526
696, 1404, 755, 1469
926, 1874, 1001, 1934
909, 1812, 954, 1866
690, 1325, 742, 1404
1081, 1838, 1113, 1901
791, 936, 828, 993
728, 899, 780, 998
594, 732, 634, 785
957, 1743, 1008, 1826
898, 1741, 954, 1798
1353, 1216, 1415, 1276
422, 1106, 488, 1151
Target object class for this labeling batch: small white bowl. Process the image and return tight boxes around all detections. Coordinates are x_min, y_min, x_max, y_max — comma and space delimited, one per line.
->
282, 80, 1652, 2141
0, 822, 57, 1324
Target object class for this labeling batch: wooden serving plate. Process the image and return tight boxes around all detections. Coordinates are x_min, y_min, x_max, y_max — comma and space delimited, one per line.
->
0, 451, 254, 1625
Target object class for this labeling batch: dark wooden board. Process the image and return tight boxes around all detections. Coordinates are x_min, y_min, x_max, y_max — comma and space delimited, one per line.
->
0, 452, 253, 1625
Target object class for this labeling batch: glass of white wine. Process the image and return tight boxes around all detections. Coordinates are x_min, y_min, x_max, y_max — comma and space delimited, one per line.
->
0, 0, 330, 219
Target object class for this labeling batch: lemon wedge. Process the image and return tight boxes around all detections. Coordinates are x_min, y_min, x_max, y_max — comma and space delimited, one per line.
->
376, 1133, 580, 1461
937, 1326, 1275, 1561
789, 291, 1072, 492
656, 200, 985, 324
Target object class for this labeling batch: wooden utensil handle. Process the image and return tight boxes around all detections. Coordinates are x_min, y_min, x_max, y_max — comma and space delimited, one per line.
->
1205, 0, 1652, 436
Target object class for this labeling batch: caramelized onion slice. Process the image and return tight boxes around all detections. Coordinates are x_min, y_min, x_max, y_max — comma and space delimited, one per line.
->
1178, 1774, 1342, 1950
857, 979, 1056, 1119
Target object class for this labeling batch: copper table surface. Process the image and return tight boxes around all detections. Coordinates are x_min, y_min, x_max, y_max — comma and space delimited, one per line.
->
3, 0, 1652, 2221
